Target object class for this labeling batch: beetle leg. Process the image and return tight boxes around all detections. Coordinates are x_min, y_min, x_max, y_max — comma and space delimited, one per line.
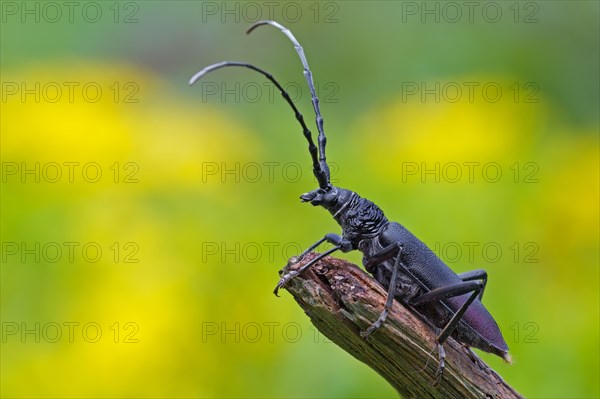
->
410, 280, 483, 308
275, 233, 351, 296
274, 245, 340, 296
433, 343, 445, 386
457, 269, 487, 301
287, 236, 328, 265
410, 281, 484, 382
361, 244, 403, 337
411, 282, 483, 344
410, 281, 483, 346
362, 241, 402, 271
292, 233, 350, 264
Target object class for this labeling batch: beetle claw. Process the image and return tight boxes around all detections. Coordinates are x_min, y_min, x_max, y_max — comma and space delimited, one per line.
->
433, 344, 446, 386
273, 271, 299, 296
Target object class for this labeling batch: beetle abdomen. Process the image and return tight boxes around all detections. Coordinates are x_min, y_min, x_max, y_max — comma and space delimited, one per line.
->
365, 222, 509, 358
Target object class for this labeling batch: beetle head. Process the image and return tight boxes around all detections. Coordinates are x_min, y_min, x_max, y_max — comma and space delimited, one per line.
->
300, 186, 353, 216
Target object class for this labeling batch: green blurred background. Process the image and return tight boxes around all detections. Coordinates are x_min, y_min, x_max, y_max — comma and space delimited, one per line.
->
1, 1, 598, 398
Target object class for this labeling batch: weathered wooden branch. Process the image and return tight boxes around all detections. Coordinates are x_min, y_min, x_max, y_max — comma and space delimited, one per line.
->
280, 253, 523, 399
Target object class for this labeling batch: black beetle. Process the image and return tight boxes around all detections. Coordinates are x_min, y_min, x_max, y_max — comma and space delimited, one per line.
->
190, 20, 511, 383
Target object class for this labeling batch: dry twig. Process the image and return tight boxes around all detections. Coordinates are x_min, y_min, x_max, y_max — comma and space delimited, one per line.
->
279, 253, 523, 399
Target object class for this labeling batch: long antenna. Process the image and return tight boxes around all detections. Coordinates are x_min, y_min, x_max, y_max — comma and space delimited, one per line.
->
189, 61, 329, 189
247, 21, 331, 189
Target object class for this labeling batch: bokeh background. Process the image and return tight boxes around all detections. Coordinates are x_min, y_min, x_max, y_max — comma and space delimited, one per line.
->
1, 1, 598, 398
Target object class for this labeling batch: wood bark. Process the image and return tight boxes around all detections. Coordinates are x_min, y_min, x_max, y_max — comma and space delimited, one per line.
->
280, 252, 523, 399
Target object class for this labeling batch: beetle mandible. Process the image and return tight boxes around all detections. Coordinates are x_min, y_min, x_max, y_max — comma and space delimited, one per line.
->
189, 20, 511, 383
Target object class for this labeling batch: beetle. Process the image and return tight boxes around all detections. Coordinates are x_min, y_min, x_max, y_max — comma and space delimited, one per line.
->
189, 20, 511, 383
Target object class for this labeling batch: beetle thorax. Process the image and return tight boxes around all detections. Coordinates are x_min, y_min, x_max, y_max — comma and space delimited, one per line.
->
335, 191, 388, 242
300, 186, 388, 244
